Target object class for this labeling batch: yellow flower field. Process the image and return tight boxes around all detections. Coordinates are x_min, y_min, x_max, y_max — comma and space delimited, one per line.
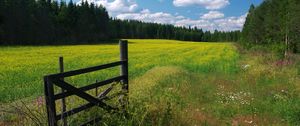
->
0, 39, 238, 102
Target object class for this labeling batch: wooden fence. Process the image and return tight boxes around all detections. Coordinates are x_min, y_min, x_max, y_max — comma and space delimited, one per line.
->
44, 40, 128, 126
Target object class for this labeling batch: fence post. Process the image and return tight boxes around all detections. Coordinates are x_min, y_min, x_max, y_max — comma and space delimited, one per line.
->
119, 40, 128, 91
95, 80, 98, 96
44, 76, 58, 126
59, 57, 67, 126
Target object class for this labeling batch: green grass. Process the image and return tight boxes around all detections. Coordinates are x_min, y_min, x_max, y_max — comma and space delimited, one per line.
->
0, 39, 299, 125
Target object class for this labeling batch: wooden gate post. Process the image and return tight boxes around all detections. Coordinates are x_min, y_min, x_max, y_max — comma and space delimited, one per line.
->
44, 76, 58, 126
59, 57, 67, 126
119, 40, 128, 91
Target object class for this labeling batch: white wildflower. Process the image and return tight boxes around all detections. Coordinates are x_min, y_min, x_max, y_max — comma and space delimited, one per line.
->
245, 120, 253, 124
242, 64, 251, 70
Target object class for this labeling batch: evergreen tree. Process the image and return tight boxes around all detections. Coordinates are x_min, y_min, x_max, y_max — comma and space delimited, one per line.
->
241, 0, 300, 53
290, 0, 300, 52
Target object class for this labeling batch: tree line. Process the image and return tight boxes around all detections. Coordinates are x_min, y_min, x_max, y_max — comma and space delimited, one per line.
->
0, 0, 240, 45
0, 0, 110, 45
241, 0, 300, 53
110, 19, 240, 42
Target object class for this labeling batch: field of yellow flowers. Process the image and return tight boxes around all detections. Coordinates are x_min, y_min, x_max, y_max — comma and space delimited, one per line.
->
0, 39, 299, 125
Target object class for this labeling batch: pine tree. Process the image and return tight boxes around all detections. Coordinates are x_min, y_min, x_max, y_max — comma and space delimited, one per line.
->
241, 4, 255, 45
289, 0, 300, 53
0, 0, 5, 44
242, 0, 300, 53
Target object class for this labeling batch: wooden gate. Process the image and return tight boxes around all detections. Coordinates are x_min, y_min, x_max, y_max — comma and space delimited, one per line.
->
44, 40, 128, 126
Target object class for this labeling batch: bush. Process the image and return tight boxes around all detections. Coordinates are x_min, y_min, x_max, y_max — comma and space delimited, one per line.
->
242, 42, 286, 59
269, 43, 286, 59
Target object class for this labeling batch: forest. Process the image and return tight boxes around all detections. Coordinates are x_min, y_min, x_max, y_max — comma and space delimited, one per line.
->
241, 0, 300, 53
0, 0, 240, 45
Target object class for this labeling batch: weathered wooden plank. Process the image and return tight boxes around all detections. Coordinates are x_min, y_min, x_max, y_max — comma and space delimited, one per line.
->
56, 91, 126, 120
54, 75, 125, 100
120, 40, 129, 90
119, 40, 129, 110
56, 102, 94, 120
44, 77, 58, 126
48, 61, 124, 78
100, 91, 128, 101
52, 79, 117, 111
44, 77, 51, 126
97, 83, 115, 98
59, 57, 68, 126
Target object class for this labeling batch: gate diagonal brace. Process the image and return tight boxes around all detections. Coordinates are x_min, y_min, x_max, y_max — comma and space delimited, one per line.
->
52, 79, 118, 112
98, 83, 117, 98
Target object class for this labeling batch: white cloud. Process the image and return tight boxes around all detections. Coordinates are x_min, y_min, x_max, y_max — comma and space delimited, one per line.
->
175, 19, 215, 30
77, 0, 138, 15
117, 9, 183, 24
213, 13, 247, 31
201, 11, 224, 19
117, 9, 247, 31
176, 13, 247, 31
173, 0, 229, 10
77, 0, 246, 31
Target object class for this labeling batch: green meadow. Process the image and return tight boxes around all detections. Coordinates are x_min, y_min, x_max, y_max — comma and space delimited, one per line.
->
0, 39, 299, 125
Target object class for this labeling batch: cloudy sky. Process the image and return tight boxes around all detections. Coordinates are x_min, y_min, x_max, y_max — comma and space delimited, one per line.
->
69, 0, 262, 31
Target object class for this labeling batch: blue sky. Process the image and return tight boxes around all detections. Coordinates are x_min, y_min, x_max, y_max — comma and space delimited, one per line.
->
67, 0, 263, 31
134, 0, 262, 19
